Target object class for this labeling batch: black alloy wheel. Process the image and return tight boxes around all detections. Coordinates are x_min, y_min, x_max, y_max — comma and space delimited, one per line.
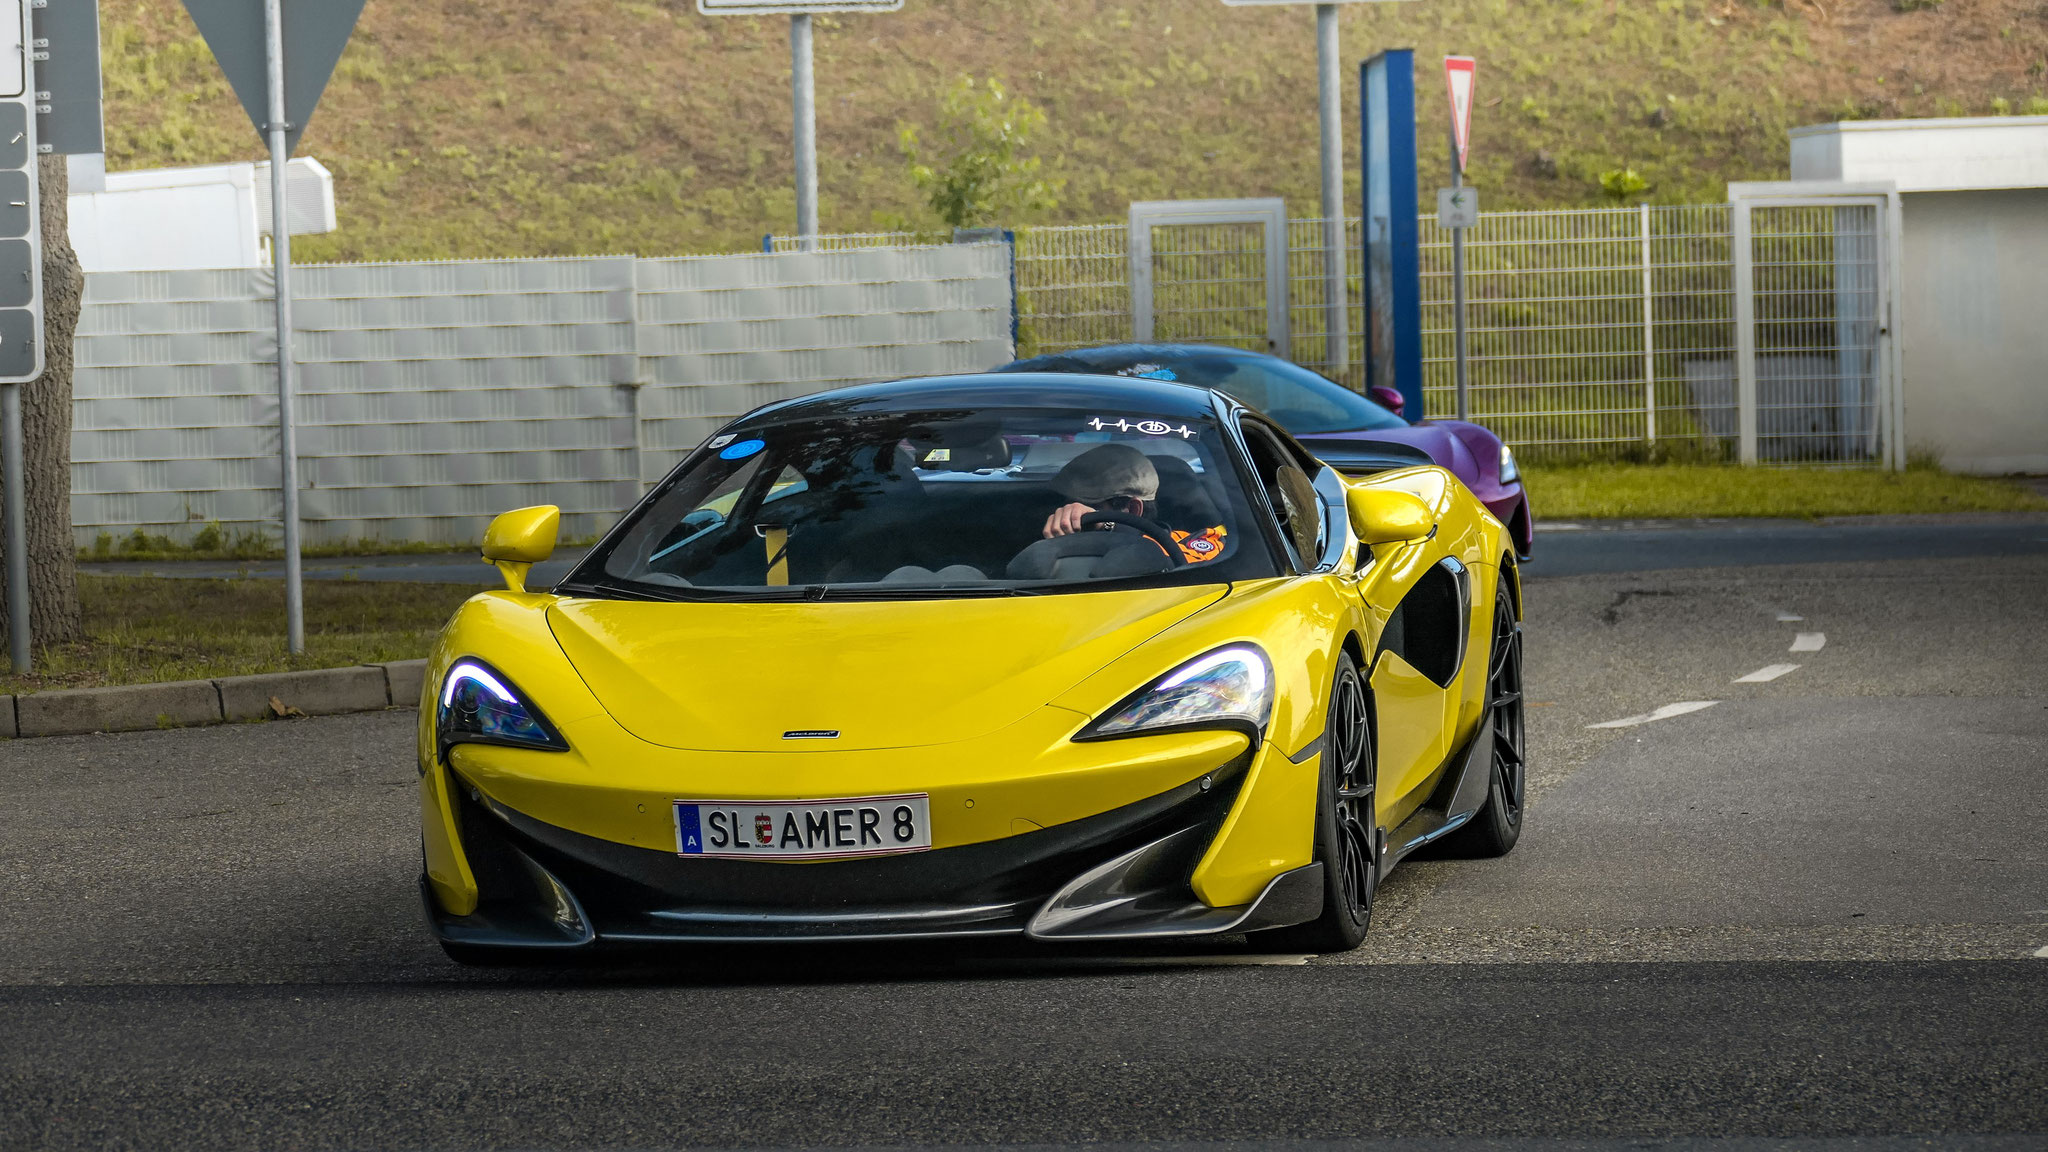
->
1441, 571, 1526, 857
1256, 651, 1376, 953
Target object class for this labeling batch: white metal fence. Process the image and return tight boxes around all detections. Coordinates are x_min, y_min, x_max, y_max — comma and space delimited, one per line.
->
74, 243, 1014, 547
1014, 204, 1891, 464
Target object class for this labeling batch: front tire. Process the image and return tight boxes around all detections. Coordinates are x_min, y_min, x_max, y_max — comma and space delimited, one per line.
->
1439, 571, 1526, 858
1254, 651, 1376, 953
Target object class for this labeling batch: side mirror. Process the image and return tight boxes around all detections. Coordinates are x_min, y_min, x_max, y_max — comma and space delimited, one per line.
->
1346, 487, 1433, 547
1368, 385, 1407, 419
482, 505, 560, 593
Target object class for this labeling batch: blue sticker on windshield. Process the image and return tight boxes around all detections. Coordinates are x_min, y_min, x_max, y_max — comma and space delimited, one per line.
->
1117, 363, 1179, 381
719, 438, 765, 461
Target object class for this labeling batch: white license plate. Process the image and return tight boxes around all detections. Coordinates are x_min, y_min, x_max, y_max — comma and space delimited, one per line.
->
673, 795, 932, 860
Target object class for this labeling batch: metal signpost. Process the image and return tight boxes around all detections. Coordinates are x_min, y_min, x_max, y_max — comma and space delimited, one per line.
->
1440, 54, 1476, 419
0, 0, 40, 674
181, 0, 365, 654
1223, 0, 1414, 378
699, 1, 903, 250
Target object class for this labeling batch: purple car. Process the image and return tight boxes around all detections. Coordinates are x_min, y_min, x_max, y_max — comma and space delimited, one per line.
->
997, 344, 1532, 558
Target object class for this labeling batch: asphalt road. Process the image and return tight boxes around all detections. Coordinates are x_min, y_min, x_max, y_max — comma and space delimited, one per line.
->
9, 524, 2047, 1150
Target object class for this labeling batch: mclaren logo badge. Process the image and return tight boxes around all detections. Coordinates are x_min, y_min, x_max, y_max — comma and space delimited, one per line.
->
782, 729, 841, 740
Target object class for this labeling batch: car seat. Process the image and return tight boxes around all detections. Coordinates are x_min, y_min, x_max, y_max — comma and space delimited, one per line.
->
1148, 454, 1225, 530
1004, 527, 1172, 582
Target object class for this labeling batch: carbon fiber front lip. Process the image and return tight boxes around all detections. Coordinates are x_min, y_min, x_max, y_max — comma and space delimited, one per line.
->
433, 749, 1253, 946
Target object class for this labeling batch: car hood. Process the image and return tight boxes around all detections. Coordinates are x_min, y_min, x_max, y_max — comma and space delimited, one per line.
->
544, 585, 1229, 752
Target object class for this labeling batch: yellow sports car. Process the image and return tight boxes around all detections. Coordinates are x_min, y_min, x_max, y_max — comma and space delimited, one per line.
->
418, 373, 1525, 962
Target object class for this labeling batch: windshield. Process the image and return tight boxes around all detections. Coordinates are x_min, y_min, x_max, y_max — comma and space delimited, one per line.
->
567, 407, 1281, 601
1003, 349, 1407, 435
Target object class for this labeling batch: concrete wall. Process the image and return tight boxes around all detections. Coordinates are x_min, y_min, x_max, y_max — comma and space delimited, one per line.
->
1899, 189, 2048, 475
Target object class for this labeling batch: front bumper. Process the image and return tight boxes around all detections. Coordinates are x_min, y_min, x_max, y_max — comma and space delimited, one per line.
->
422, 738, 1321, 951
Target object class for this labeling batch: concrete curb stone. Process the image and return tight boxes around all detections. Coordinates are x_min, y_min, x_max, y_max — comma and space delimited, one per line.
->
7, 660, 434, 739
18, 679, 223, 738
379, 660, 429, 710
219, 666, 389, 721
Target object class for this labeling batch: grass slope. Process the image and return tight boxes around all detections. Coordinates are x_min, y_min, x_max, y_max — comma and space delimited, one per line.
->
101, 0, 2048, 261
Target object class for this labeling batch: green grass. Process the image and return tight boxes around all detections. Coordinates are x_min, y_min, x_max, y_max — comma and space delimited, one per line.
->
78, 527, 475, 564
2, 576, 477, 694
1526, 463, 2048, 520
97, 0, 2048, 261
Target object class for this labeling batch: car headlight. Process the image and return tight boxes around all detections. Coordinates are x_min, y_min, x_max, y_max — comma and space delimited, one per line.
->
437, 659, 569, 762
1498, 443, 1520, 484
1078, 644, 1274, 742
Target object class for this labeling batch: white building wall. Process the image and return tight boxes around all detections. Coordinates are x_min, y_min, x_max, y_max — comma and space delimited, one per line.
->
1898, 189, 2048, 475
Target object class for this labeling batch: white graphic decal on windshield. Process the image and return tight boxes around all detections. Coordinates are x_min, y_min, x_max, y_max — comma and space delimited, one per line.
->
1087, 417, 1197, 439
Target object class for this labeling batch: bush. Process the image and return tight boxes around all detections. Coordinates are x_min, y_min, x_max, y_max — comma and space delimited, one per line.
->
898, 76, 1063, 230
1598, 168, 1651, 202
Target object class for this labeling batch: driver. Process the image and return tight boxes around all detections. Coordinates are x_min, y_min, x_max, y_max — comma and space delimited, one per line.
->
1042, 443, 1229, 564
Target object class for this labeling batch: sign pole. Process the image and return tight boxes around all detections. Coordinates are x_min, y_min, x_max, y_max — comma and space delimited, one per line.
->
263, 0, 304, 654
1450, 129, 1468, 421
3, 0, 46, 674
1441, 55, 1476, 422
790, 12, 818, 250
1314, 3, 1347, 376
3, 381, 26, 674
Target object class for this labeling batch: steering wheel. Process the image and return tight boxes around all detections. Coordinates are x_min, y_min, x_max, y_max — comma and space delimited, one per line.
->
1078, 510, 1187, 567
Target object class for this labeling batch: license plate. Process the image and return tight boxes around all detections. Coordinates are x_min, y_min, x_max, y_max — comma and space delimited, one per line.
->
673, 795, 932, 860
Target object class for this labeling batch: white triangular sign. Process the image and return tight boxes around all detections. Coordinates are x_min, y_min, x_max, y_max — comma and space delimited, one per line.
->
1445, 56, 1477, 175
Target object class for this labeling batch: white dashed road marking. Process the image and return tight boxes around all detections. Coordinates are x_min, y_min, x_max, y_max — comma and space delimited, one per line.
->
1587, 701, 1720, 729
1735, 664, 1801, 683
2035, 945, 2048, 959
1776, 611, 1804, 622
1790, 632, 1827, 652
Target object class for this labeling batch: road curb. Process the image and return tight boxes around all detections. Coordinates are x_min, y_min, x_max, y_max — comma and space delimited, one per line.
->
6, 659, 429, 739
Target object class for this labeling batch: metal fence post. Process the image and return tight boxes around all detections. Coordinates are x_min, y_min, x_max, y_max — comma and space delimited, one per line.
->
1731, 200, 1759, 465
618, 256, 646, 502
1128, 209, 1154, 342
1641, 202, 1656, 445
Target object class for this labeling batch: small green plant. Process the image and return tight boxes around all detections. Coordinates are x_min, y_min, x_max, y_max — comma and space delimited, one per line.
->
2025, 96, 2048, 115
190, 522, 223, 552
1597, 168, 1651, 202
898, 76, 1063, 231
1891, 0, 1942, 11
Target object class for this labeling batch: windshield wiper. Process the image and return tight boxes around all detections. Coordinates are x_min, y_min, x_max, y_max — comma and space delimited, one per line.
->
802, 585, 1043, 601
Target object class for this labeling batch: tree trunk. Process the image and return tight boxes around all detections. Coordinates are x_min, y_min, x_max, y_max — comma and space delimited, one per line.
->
7, 156, 83, 649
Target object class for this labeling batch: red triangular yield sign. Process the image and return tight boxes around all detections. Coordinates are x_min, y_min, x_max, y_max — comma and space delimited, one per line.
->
1444, 56, 1477, 175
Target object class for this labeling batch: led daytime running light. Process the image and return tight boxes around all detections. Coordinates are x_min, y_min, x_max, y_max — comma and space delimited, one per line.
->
442, 661, 517, 709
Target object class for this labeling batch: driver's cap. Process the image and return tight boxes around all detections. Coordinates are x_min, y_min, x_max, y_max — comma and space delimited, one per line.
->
1054, 443, 1159, 504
